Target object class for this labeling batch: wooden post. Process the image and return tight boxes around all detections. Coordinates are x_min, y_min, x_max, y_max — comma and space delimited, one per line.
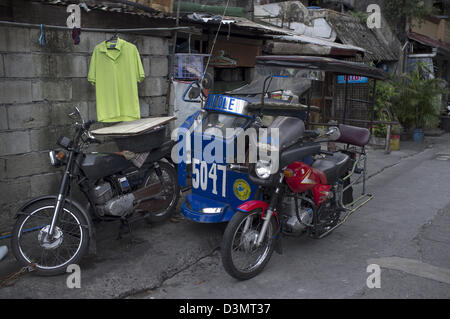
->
385, 124, 392, 154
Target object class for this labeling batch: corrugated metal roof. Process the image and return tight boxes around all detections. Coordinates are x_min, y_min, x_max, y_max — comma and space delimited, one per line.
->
409, 32, 450, 57
36, 0, 171, 18
187, 14, 366, 54
327, 10, 399, 62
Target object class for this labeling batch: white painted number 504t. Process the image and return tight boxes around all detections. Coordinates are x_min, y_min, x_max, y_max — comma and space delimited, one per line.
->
192, 158, 227, 197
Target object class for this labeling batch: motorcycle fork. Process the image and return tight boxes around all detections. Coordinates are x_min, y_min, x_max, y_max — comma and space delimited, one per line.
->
48, 151, 75, 237
256, 173, 284, 246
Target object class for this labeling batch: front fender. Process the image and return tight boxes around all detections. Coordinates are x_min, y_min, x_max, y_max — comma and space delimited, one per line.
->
16, 195, 96, 254
237, 200, 280, 224
237, 200, 269, 214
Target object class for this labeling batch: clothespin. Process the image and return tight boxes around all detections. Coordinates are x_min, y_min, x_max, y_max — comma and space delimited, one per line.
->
38, 24, 46, 47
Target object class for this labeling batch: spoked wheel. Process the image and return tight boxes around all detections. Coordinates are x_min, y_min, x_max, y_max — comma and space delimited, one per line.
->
221, 209, 278, 280
142, 161, 180, 223
11, 199, 89, 276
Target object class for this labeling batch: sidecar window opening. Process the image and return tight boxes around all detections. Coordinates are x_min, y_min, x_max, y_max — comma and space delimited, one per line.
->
202, 111, 250, 140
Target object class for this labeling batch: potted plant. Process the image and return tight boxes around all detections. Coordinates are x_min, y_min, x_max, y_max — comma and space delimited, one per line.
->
391, 62, 448, 143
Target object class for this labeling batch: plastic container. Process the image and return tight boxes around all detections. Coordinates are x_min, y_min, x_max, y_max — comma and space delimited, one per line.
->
173, 54, 208, 80
390, 134, 400, 151
413, 128, 424, 143
113, 126, 168, 153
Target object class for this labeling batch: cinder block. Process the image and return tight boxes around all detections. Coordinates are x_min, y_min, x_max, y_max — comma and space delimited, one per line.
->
149, 56, 169, 77
32, 80, 72, 102
0, 27, 31, 53
139, 98, 149, 118
51, 102, 88, 126
72, 32, 106, 54
30, 29, 72, 53
54, 54, 88, 78
87, 101, 98, 121
0, 55, 4, 77
0, 80, 32, 104
29, 126, 72, 152
0, 106, 7, 130
8, 103, 51, 129
148, 96, 168, 116
30, 172, 62, 197
0, 176, 31, 205
0, 201, 27, 230
139, 77, 169, 97
142, 56, 150, 77
4, 152, 55, 179
4, 54, 51, 78
72, 78, 96, 101
0, 131, 31, 156
138, 36, 169, 55
0, 158, 6, 180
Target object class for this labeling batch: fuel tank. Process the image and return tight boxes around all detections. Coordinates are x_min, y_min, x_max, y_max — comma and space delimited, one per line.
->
284, 161, 331, 206
284, 161, 326, 193
81, 153, 131, 181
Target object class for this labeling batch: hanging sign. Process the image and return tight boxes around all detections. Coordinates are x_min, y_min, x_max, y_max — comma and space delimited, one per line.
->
338, 75, 368, 84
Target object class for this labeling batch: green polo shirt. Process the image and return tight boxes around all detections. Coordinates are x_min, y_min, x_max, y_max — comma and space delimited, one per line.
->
88, 38, 145, 122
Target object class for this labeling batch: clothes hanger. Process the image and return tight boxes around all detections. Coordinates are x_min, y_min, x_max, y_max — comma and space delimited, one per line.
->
106, 32, 118, 49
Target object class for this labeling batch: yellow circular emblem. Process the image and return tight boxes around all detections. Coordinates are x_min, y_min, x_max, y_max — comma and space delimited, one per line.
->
233, 179, 251, 201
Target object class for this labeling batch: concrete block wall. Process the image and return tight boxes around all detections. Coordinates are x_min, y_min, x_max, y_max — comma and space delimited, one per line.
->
0, 26, 170, 231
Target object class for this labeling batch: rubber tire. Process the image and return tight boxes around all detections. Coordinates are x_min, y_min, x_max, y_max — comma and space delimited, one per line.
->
221, 210, 277, 281
11, 199, 90, 276
144, 161, 180, 224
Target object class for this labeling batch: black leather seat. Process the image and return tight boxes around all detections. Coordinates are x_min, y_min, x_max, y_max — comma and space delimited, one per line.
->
312, 152, 351, 185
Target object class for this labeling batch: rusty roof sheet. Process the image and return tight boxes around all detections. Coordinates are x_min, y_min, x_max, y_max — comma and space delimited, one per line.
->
36, 0, 171, 18
327, 10, 399, 62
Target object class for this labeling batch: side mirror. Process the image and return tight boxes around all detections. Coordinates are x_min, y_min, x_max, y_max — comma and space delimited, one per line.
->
182, 81, 203, 103
188, 87, 201, 100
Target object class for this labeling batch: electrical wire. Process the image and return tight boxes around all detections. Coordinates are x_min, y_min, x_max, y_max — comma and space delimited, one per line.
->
201, 0, 231, 82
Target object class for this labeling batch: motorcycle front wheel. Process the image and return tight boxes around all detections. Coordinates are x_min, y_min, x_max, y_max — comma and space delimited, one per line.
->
11, 199, 89, 276
221, 209, 277, 281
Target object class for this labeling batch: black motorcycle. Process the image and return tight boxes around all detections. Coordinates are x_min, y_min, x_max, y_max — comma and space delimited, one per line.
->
10, 108, 180, 275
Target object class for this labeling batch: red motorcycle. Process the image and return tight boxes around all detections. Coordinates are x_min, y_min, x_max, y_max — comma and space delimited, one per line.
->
220, 121, 373, 280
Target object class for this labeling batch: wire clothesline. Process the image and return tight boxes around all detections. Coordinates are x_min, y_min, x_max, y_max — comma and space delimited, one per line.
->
0, 20, 195, 33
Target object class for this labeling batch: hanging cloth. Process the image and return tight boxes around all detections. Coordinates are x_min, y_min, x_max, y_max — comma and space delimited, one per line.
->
88, 38, 145, 123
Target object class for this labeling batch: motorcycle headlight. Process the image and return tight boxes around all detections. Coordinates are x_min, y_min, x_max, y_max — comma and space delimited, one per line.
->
255, 159, 272, 180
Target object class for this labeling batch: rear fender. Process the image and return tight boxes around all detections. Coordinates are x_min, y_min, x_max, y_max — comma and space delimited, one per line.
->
16, 195, 96, 254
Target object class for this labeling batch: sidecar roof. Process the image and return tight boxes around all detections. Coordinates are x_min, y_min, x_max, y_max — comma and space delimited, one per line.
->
256, 56, 388, 81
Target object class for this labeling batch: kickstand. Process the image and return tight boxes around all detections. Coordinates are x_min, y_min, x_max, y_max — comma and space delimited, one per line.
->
116, 218, 137, 244
274, 232, 283, 255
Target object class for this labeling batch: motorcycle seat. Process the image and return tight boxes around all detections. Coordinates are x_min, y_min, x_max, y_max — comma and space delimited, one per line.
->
312, 152, 350, 185
337, 124, 370, 147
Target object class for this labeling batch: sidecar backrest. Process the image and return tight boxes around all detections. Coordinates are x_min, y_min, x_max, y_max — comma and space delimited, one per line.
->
268, 116, 305, 150
337, 124, 370, 147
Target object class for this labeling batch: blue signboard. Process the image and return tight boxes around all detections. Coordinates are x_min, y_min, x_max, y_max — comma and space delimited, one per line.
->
338, 75, 368, 84
203, 94, 249, 117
